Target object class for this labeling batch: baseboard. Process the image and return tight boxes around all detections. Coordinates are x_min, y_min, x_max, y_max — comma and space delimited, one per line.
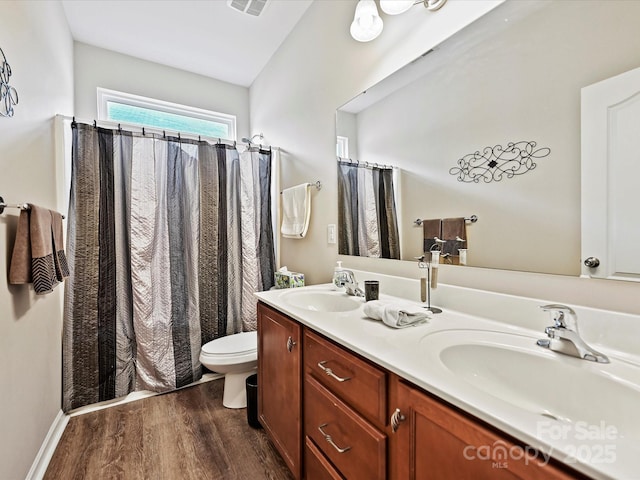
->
25, 410, 69, 480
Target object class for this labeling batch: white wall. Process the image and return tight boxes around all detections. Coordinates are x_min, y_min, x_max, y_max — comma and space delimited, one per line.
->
250, 0, 640, 315
0, 2, 74, 479
74, 42, 251, 141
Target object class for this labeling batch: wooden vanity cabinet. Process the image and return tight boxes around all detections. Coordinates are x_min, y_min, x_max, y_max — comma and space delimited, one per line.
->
257, 303, 302, 479
303, 330, 387, 480
388, 377, 578, 480
258, 302, 583, 480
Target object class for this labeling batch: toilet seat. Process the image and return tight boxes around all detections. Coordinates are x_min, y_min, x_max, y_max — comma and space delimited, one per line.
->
201, 331, 257, 364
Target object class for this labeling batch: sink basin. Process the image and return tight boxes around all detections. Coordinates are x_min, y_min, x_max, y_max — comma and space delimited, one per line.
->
282, 289, 362, 312
420, 329, 640, 435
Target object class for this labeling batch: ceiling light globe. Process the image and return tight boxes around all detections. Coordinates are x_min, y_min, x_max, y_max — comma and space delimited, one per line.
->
350, 0, 384, 42
380, 0, 414, 15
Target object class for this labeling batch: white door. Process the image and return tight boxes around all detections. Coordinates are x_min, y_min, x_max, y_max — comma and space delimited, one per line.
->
581, 66, 640, 281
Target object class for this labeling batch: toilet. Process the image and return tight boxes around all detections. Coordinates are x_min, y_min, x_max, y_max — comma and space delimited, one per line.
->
199, 331, 258, 409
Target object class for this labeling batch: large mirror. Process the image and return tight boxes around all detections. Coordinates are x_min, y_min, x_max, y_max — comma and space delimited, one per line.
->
336, 0, 640, 276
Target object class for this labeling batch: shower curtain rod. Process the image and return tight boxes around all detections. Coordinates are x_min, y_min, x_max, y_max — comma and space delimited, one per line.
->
55, 114, 279, 151
337, 156, 395, 170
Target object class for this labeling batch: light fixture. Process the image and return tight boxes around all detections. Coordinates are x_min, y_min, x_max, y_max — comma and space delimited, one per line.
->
352, 0, 448, 42
379, 0, 413, 15
422, 0, 447, 11
350, 0, 384, 43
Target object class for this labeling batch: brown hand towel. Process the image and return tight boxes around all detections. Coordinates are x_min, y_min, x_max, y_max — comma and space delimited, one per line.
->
9, 205, 68, 294
51, 211, 70, 281
442, 217, 466, 256
422, 218, 442, 254
9, 210, 32, 284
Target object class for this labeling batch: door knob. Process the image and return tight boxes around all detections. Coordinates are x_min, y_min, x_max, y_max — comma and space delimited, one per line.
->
584, 257, 600, 268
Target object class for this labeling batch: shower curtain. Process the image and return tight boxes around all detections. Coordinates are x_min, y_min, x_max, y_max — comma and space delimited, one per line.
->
62, 122, 275, 412
337, 160, 400, 259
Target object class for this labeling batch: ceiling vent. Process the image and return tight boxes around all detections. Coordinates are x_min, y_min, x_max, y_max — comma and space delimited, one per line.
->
227, 0, 269, 16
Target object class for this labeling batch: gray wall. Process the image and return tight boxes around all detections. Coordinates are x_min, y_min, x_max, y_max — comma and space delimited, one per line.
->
353, 1, 640, 275
0, 2, 74, 478
250, 0, 640, 314
74, 42, 250, 141
251, 0, 500, 283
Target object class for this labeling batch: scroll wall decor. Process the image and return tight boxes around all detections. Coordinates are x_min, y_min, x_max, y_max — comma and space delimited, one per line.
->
0, 47, 19, 118
449, 141, 550, 183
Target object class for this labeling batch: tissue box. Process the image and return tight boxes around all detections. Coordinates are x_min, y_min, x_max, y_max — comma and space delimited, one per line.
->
274, 271, 305, 289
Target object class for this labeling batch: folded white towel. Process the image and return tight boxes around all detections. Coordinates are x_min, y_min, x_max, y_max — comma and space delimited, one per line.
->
363, 300, 431, 329
281, 183, 311, 238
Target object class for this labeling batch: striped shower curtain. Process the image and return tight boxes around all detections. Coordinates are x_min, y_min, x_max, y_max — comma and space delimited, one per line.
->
337, 160, 400, 259
62, 122, 275, 412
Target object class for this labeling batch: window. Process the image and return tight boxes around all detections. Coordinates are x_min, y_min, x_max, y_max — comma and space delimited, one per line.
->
97, 88, 236, 140
337, 136, 349, 158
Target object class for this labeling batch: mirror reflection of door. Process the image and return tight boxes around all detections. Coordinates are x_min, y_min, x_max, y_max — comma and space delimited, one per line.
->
581, 66, 640, 282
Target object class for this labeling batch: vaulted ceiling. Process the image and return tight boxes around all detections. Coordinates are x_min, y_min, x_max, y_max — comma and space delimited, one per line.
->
62, 0, 314, 87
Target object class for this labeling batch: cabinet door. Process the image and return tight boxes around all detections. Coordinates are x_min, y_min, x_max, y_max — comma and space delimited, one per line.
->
389, 378, 577, 480
258, 303, 302, 479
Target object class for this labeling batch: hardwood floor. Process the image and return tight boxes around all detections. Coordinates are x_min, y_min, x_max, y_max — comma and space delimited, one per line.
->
45, 379, 294, 480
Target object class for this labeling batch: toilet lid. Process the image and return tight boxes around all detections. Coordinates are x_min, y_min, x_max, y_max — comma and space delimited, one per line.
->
201, 331, 257, 356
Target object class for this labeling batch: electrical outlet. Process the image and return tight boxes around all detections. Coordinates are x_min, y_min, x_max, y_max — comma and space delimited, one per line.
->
327, 224, 336, 244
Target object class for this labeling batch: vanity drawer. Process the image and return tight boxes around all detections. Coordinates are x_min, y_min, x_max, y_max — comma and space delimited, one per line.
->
304, 330, 387, 427
305, 375, 386, 480
304, 436, 344, 480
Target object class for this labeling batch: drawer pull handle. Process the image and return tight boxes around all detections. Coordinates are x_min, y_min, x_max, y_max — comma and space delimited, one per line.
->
391, 408, 406, 433
317, 361, 351, 382
286, 336, 296, 352
318, 423, 351, 454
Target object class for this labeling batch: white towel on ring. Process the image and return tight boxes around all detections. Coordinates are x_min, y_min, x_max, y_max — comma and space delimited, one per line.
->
363, 300, 431, 329
281, 183, 311, 238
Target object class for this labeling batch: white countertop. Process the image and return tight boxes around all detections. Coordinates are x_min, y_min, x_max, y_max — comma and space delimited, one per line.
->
256, 282, 640, 480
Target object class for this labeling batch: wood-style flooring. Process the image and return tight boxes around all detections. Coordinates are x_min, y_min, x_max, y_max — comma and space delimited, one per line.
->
45, 379, 294, 480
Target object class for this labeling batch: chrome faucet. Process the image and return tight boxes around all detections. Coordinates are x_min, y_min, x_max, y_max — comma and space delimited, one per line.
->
333, 269, 365, 297
536, 304, 609, 363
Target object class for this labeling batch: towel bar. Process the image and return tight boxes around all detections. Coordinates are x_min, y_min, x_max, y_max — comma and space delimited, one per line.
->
280, 181, 322, 194
0, 196, 65, 219
414, 215, 477, 226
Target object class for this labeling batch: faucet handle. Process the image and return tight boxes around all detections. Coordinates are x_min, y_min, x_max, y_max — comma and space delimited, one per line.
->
414, 256, 428, 269
539, 304, 576, 329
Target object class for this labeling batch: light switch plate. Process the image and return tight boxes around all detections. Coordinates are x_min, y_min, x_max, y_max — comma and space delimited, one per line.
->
328, 224, 336, 244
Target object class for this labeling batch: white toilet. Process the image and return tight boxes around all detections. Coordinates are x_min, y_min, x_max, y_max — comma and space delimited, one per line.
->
199, 331, 258, 409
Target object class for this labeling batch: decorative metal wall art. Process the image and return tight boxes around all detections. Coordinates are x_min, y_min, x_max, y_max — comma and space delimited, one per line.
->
449, 141, 550, 183
1, 47, 19, 117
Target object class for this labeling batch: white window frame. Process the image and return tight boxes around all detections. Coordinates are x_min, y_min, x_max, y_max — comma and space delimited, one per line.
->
336, 135, 349, 158
96, 87, 237, 141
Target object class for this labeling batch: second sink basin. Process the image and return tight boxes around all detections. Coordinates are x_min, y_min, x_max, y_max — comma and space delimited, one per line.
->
282, 289, 362, 312
420, 329, 640, 436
